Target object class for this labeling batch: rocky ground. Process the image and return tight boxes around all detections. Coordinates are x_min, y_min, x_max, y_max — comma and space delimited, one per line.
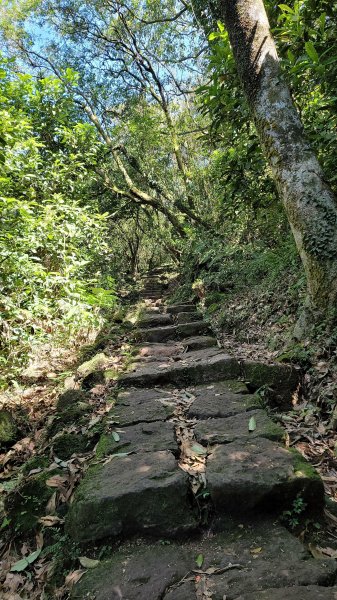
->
2, 272, 337, 599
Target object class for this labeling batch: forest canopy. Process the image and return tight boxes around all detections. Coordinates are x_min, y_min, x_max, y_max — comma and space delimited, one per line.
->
1, 0, 337, 386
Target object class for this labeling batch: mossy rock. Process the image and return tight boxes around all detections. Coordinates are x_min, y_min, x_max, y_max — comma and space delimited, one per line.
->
288, 448, 322, 483
5, 471, 58, 535
22, 455, 50, 475
56, 390, 89, 411
77, 353, 110, 379
49, 402, 92, 436
53, 433, 90, 460
204, 292, 225, 308
0, 410, 18, 446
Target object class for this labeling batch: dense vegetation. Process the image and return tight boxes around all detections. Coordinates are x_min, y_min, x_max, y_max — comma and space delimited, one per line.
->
1, 0, 337, 386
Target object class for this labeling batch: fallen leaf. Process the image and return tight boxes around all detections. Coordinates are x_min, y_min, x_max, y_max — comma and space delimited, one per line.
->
46, 475, 68, 488
191, 443, 207, 456
308, 543, 326, 559
39, 515, 64, 527
10, 549, 41, 572
65, 570, 85, 588
112, 431, 120, 442
250, 547, 262, 554
79, 556, 100, 569
195, 553, 204, 568
248, 416, 257, 432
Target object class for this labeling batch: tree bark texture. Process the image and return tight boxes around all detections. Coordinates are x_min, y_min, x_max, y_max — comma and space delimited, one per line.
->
218, 0, 337, 317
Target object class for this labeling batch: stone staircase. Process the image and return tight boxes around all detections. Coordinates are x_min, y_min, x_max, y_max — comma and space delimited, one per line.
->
68, 297, 337, 600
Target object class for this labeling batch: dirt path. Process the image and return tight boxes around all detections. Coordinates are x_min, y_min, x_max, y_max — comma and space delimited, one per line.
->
67, 278, 337, 599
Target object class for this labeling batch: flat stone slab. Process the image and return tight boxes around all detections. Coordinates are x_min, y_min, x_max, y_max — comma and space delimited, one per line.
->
207, 438, 324, 515
119, 349, 240, 388
137, 313, 173, 328
235, 587, 337, 600
97, 420, 177, 456
71, 520, 337, 600
194, 410, 284, 445
187, 381, 261, 420
115, 387, 177, 426
166, 304, 196, 314
182, 335, 217, 351
176, 321, 210, 338
175, 311, 202, 324
66, 450, 196, 543
133, 324, 177, 343
211, 563, 337, 599
72, 544, 190, 600
135, 342, 182, 361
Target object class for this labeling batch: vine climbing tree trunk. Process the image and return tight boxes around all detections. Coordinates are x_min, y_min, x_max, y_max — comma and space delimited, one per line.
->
213, 0, 337, 326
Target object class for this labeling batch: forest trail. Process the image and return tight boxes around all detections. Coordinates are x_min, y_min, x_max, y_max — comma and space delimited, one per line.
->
68, 275, 337, 600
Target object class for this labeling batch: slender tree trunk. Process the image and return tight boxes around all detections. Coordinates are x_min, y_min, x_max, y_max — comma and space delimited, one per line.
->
215, 0, 337, 322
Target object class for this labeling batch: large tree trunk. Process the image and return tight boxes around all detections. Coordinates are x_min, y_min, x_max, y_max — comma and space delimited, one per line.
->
215, 0, 337, 322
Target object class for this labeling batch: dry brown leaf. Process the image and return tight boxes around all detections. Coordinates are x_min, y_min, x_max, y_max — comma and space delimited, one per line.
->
46, 475, 68, 488
46, 491, 57, 513
308, 543, 328, 559
39, 515, 64, 527
65, 569, 85, 588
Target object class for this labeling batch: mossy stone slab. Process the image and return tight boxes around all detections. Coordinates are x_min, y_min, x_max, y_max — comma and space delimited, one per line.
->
210, 560, 337, 600
166, 304, 196, 314
66, 450, 196, 543
194, 410, 284, 446
119, 349, 240, 388
234, 587, 337, 600
241, 360, 300, 408
133, 325, 177, 343
137, 313, 173, 328
71, 519, 336, 600
207, 438, 323, 515
96, 421, 176, 457
182, 335, 217, 351
175, 311, 202, 324
176, 321, 211, 338
187, 382, 261, 420
114, 387, 177, 426
71, 544, 190, 600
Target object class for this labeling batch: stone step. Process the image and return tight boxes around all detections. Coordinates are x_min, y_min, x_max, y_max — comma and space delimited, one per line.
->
114, 387, 177, 426
133, 324, 177, 343
119, 348, 241, 388
166, 303, 195, 314
175, 311, 202, 324
133, 321, 211, 343
137, 313, 173, 328
71, 520, 337, 599
207, 437, 323, 516
66, 450, 196, 544
181, 335, 217, 351
194, 409, 284, 446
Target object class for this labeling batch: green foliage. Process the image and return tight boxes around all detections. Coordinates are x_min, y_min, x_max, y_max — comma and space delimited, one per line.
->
281, 495, 307, 529
0, 54, 117, 388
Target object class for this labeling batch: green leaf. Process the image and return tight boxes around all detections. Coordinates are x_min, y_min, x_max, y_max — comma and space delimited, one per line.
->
10, 549, 41, 572
278, 4, 294, 13
112, 431, 120, 442
110, 452, 133, 458
305, 41, 319, 63
191, 443, 207, 456
79, 556, 100, 569
248, 416, 257, 432
195, 553, 204, 568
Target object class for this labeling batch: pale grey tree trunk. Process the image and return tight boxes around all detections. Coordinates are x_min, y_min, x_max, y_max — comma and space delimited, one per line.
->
216, 0, 337, 323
